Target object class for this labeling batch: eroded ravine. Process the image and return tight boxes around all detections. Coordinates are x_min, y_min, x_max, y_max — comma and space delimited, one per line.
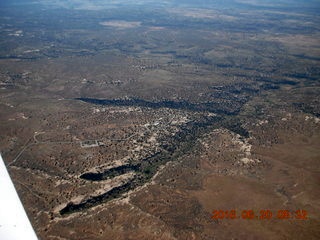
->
59, 113, 227, 215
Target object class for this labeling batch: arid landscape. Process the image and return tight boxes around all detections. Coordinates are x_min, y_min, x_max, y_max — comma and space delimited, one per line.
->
0, 0, 319, 239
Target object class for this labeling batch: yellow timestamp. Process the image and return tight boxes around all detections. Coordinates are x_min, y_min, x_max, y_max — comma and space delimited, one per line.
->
211, 209, 308, 220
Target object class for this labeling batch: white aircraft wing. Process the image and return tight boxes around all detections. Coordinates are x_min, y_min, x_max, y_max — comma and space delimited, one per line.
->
0, 154, 38, 240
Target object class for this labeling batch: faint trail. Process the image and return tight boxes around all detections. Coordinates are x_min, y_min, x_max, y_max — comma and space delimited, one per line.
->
33, 131, 45, 143
8, 128, 149, 167
14, 179, 45, 201
8, 138, 33, 167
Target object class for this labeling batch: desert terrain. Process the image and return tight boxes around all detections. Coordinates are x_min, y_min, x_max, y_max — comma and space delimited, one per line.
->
0, 0, 319, 239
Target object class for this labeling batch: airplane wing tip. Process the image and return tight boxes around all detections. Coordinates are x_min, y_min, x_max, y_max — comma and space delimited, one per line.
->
0, 153, 38, 240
